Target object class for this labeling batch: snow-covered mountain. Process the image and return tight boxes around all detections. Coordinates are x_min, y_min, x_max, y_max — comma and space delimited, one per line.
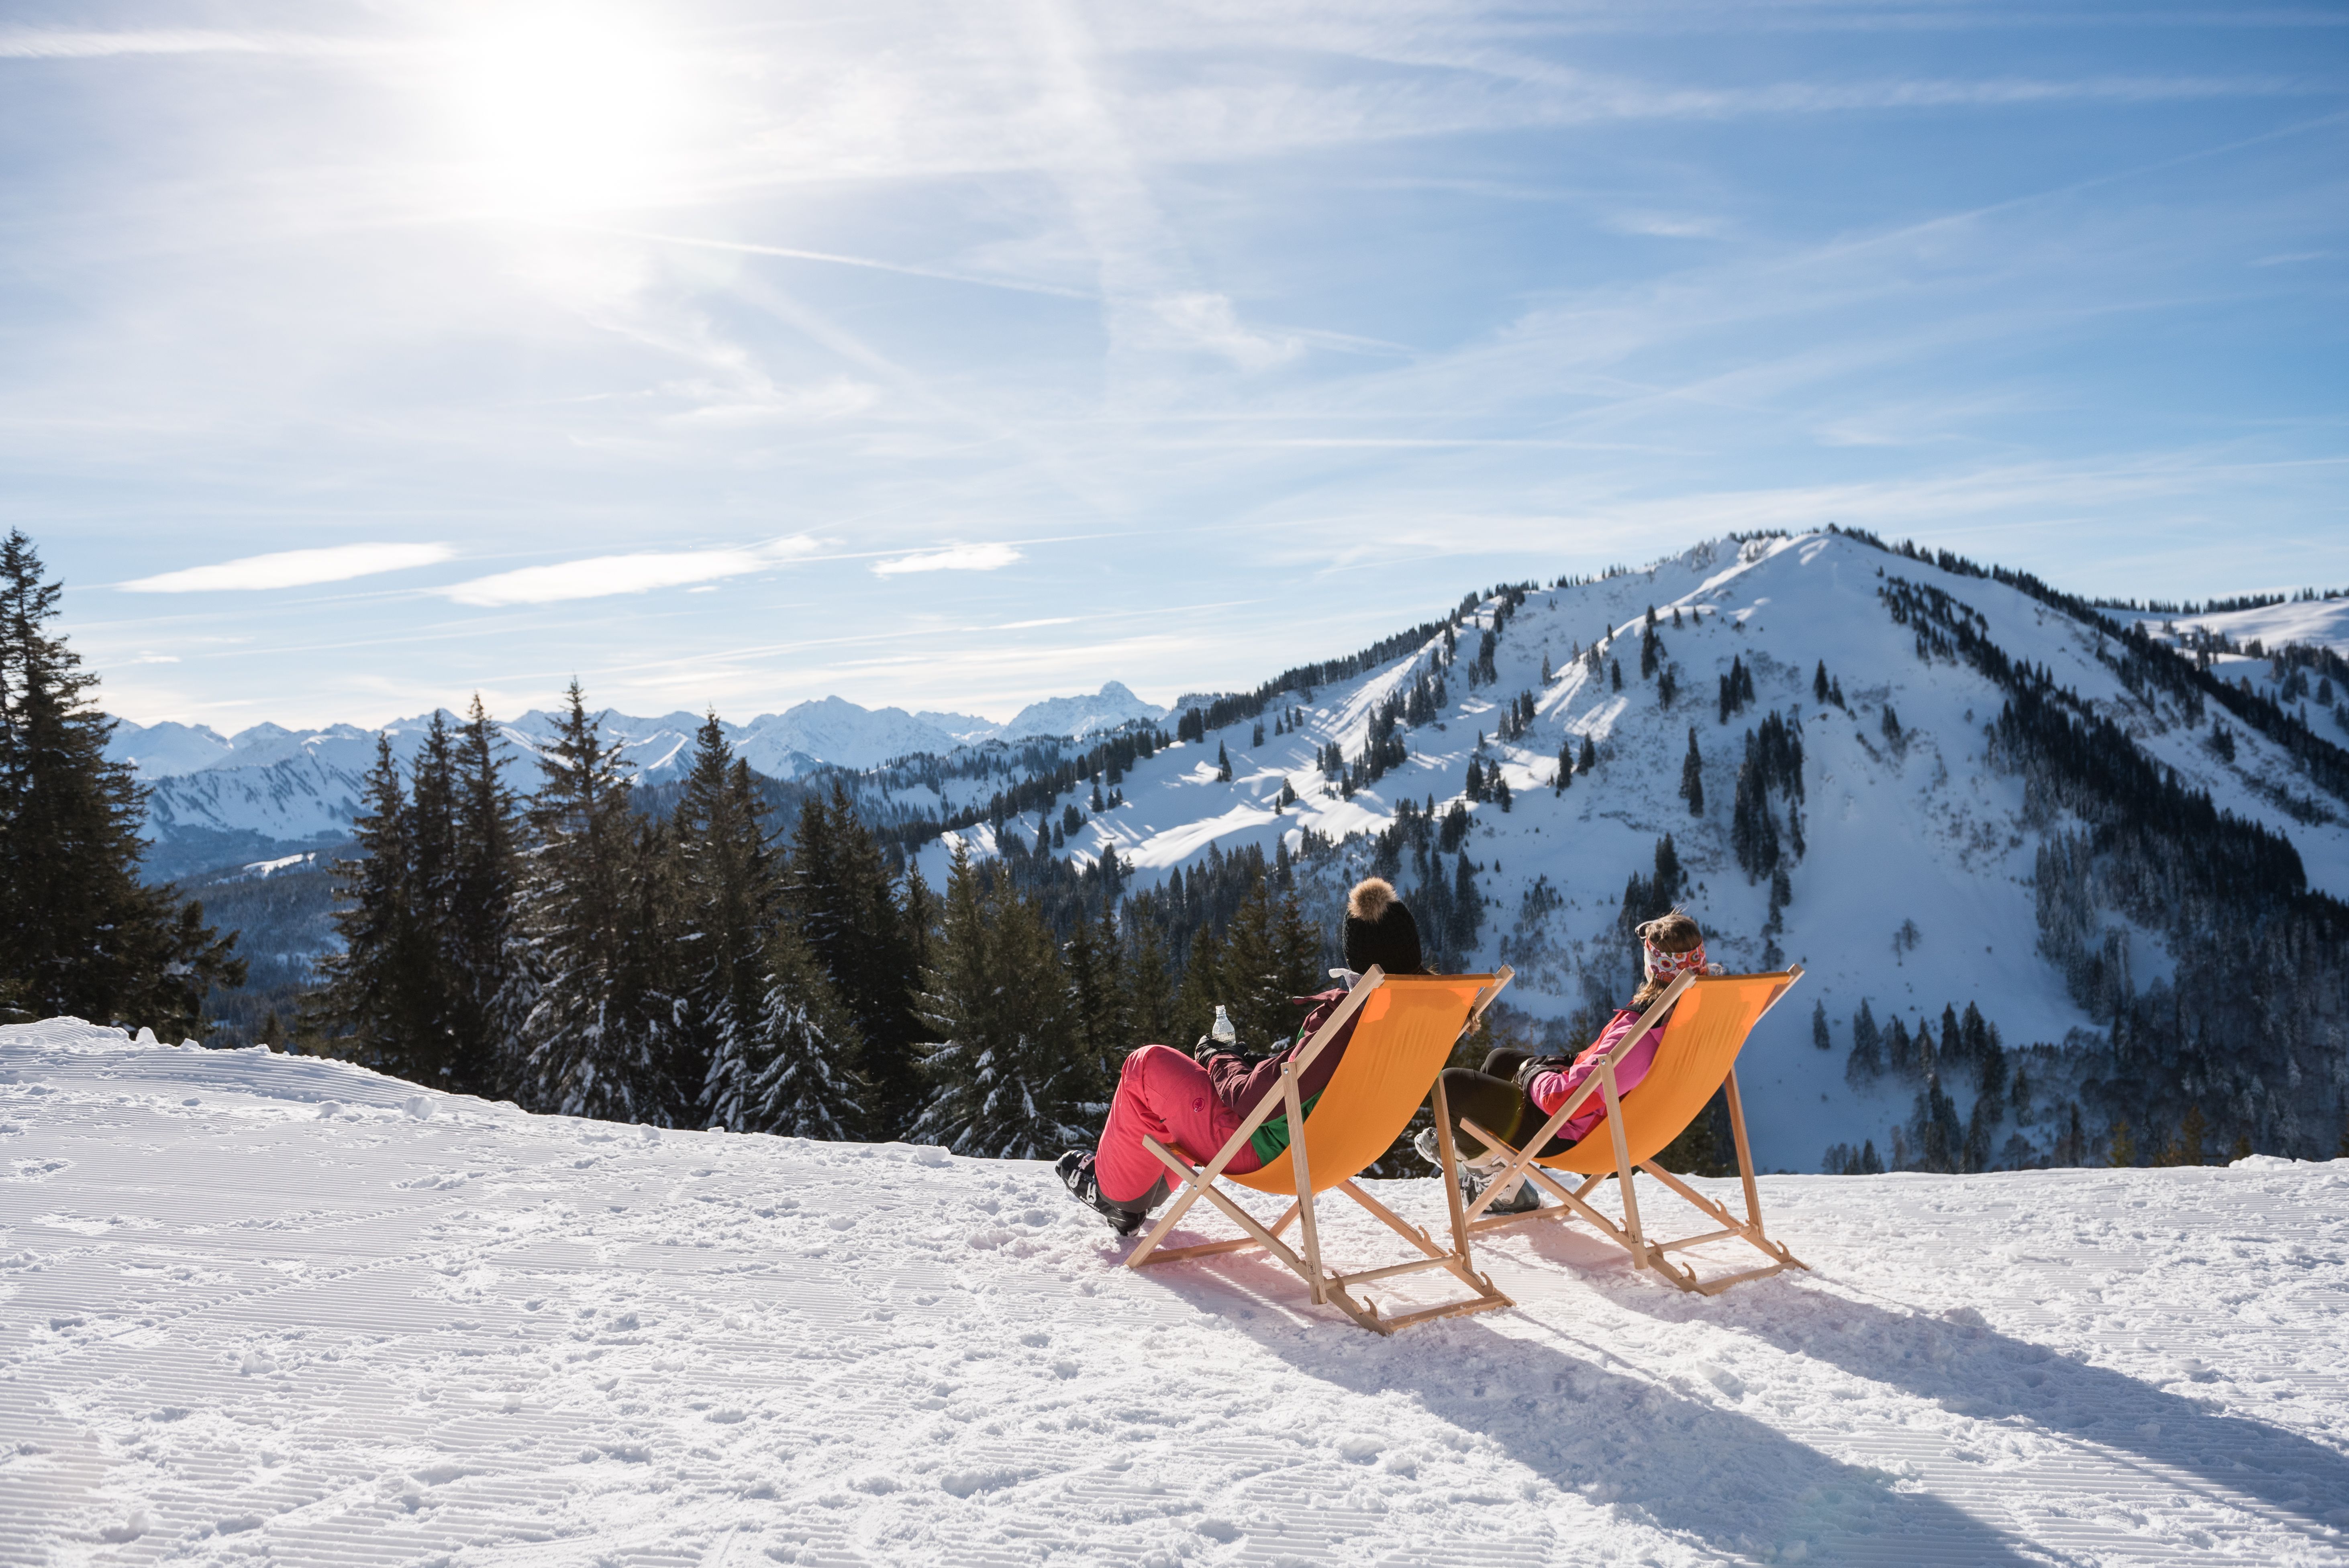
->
109, 685, 1172, 880
126, 530, 2349, 1170
996, 681, 1166, 741
888, 532, 2349, 1171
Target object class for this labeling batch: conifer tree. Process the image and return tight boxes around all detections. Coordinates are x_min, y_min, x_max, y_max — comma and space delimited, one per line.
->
1120, 916, 1175, 1050
449, 696, 524, 1094
673, 714, 778, 1122
1680, 727, 1704, 815
1060, 908, 1124, 1103
308, 735, 430, 1066
0, 531, 242, 1034
1215, 875, 1324, 1047
2107, 1117, 2137, 1167
789, 783, 924, 1134
309, 711, 514, 1091
1812, 999, 1831, 1051
404, 713, 463, 1079
911, 845, 1089, 1156
1450, 853, 1483, 955
1170, 919, 1225, 1048
1578, 734, 1597, 773
2055, 1101, 2086, 1165
706, 922, 867, 1138
1845, 999, 1883, 1083
514, 683, 680, 1123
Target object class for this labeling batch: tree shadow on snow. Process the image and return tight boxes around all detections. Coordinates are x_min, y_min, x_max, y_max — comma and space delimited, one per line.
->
1131, 1240, 2045, 1564
1564, 1225, 2349, 1544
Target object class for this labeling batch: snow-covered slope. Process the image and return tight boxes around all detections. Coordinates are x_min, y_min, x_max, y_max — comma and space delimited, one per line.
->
910, 532, 2349, 1172
2131, 597, 2349, 660
5, 1020, 2344, 1566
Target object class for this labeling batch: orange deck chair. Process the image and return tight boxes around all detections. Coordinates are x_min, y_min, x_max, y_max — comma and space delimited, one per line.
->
1455, 967, 1806, 1295
1126, 966, 1514, 1334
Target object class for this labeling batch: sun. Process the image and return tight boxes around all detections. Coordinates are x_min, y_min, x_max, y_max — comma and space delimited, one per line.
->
441, 4, 691, 217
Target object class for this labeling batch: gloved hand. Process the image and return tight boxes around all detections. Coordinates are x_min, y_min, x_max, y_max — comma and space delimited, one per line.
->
1192, 1035, 1222, 1066
1511, 1054, 1572, 1093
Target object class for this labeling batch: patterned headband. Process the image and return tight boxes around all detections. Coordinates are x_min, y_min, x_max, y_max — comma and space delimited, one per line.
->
1643, 937, 1708, 982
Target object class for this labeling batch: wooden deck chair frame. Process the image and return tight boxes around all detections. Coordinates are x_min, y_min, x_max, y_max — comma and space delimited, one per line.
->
1125, 965, 1515, 1334
1455, 966, 1806, 1296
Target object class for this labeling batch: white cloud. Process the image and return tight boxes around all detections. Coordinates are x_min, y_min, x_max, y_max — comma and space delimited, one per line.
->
444, 536, 820, 607
121, 542, 455, 593
871, 542, 1023, 577
1147, 293, 1301, 372
1605, 212, 1724, 239
661, 377, 882, 428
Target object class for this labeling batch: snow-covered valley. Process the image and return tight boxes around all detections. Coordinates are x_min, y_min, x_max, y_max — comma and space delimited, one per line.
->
4, 1021, 2345, 1566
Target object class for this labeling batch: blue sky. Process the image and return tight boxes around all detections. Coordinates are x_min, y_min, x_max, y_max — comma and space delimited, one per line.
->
4, 1, 2344, 729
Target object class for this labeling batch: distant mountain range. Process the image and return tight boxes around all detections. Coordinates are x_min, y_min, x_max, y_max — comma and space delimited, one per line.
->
109, 682, 1167, 880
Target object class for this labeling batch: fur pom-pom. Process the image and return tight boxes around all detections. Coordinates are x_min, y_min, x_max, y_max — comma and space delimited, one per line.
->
1347, 877, 1398, 922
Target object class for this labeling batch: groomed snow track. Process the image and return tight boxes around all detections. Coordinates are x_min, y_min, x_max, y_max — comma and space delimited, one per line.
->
2, 1021, 2345, 1566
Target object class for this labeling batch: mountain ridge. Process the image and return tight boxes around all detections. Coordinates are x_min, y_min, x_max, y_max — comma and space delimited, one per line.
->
137, 529, 2349, 1169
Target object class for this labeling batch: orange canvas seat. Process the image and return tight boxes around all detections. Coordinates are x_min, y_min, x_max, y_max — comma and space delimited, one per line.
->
1456, 968, 1808, 1295
1127, 967, 1514, 1334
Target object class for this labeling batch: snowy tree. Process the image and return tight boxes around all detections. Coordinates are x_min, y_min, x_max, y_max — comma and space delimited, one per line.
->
1060, 908, 1124, 1105
308, 735, 429, 1066
514, 683, 681, 1123
1212, 875, 1323, 1048
706, 923, 867, 1139
789, 783, 924, 1136
308, 705, 519, 1095
0, 530, 241, 1034
910, 844, 1090, 1157
673, 714, 779, 1122
449, 697, 524, 1097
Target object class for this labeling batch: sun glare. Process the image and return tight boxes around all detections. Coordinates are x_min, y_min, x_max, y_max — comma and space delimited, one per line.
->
443, 5, 690, 216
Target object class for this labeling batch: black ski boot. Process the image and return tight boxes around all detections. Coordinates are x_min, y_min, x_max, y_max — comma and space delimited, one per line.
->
1057, 1150, 1149, 1236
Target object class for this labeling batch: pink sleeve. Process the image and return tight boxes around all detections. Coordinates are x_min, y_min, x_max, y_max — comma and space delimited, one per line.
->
1527, 1069, 1572, 1116
1526, 1011, 1640, 1117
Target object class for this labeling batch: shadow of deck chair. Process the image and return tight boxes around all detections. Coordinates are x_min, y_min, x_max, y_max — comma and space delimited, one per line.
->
1455, 967, 1806, 1296
1125, 966, 1515, 1334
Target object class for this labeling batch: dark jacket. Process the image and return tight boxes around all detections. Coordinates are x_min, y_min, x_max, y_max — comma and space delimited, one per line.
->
1198, 985, 1363, 1162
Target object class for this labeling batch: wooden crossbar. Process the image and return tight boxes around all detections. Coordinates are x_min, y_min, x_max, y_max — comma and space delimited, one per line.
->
1449, 969, 1811, 1295
1122, 967, 1516, 1334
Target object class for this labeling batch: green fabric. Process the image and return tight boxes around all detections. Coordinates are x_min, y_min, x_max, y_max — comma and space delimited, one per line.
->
1249, 1089, 1322, 1164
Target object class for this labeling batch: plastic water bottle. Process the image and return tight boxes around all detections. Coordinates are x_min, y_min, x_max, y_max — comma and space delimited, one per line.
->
1211, 1005, 1237, 1048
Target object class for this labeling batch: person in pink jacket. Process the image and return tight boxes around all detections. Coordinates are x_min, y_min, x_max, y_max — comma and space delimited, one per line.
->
1418, 911, 1713, 1213
1057, 877, 1428, 1234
